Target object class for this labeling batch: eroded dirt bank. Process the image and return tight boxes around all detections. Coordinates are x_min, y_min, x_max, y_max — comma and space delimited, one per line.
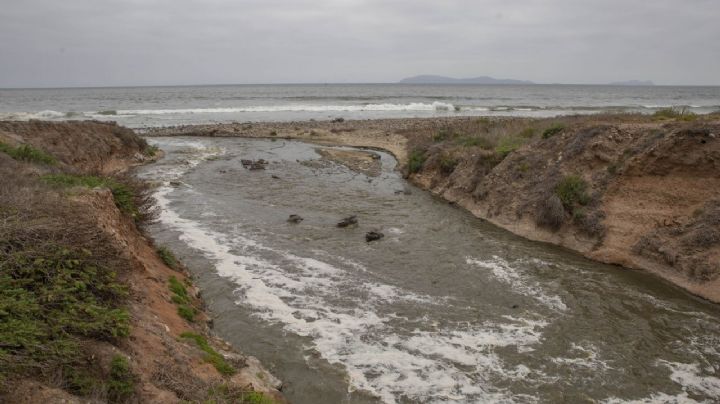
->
0, 121, 284, 403
147, 113, 720, 302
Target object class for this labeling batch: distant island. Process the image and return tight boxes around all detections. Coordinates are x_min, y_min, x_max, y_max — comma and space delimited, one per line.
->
398, 75, 656, 86
608, 80, 655, 86
398, 75, 534, 85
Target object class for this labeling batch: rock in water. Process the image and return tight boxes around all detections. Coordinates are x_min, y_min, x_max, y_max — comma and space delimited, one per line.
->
288, 214, 303, 224
337, 215, 358, 227
365, 231, 384, 242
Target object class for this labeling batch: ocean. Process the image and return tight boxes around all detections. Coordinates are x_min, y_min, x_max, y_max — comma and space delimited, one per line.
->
1, 83, 719, 128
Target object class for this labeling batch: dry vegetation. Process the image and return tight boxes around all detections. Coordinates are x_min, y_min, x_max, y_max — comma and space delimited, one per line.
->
403, 113, 720, 298
0, 121, 282, 403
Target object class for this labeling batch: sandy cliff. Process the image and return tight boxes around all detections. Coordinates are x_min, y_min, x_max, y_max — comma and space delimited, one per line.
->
0, 121, 284, 403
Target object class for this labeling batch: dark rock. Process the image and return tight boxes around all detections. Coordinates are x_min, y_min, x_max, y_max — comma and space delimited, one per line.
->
271, 175, 280, 179
370, 152, 381, 160
288, 214, 303, 224
365, 231, 384, 242
337, 215, 358, 228
511, 304, 520, 309
241, 159, 253, 167
169, 181, 182, 186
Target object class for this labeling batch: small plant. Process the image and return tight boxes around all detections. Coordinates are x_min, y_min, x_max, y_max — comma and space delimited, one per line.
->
169, 276, 196, 322
653, 107, 697, 121
107, 355, 135, 402
157, 246, 179, 270
143, 144, 160, 157
439, 154, 459, 174
243, 391, 276, 404
180, 332, 235, 376
0, 142, 56, 165
542, 124, 565, 139
555, 175, 591, 211
495, 136, 527, 158
535, 194, 565, 230
269, 130, 277, 136
407, 150, 427, 174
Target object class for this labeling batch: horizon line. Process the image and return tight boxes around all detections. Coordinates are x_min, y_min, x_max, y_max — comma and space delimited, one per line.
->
2, 81, 720, 90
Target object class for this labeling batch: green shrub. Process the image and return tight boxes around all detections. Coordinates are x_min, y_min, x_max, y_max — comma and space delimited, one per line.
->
555, 175, 591, 210
0, 142, 56, 165
180, 332, 235, 376
41, 174, 138, 217
157, 246, 179, 270
653, 107, 697, 121
542, 124, 565, 139
107, 355, 135, 402
407, 150, 427, 174
0, 246, 129, 380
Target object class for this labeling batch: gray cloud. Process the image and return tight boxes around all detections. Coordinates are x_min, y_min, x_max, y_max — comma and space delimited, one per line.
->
1, 0, 718, 87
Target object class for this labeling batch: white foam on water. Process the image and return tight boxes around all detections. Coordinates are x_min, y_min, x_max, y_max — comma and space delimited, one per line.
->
551, 342, 612, 371
466, 256, 567, 311
109, 101, 457, 115
602, 360, 720, 404
660, 361, 720, 399
148, 142, 553, 403
603, 392, 702, 404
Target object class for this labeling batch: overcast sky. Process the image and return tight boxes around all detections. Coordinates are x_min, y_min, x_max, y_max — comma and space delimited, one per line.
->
1, 0, 719, 87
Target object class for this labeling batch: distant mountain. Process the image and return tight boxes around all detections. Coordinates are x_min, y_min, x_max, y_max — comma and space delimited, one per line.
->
398, 75, 534, 85
608, 80, 655, 86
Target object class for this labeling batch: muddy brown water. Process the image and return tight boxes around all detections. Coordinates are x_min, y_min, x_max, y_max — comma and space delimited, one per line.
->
137, 137, 720, 404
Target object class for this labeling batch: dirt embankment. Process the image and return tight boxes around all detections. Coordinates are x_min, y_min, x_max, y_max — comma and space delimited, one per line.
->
148, 114, 720, 303
0, 121, 284, 403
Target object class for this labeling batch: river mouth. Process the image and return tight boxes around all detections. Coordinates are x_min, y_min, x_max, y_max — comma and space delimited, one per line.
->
137, 137, 720, 404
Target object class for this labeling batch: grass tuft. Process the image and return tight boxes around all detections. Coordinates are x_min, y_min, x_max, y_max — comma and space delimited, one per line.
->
169, 276, 196, 322
0, 142, 56, 165
143, 144, 160, 157
495, 136, 527, 158
555, 175, 591, 211
157, 246, 179, 270
542, 124, 565, 139
407, 149, 427, 174
180, 332, 235, 376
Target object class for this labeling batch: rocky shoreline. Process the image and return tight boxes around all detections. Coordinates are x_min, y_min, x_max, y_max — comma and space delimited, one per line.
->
147, 113, 720, 303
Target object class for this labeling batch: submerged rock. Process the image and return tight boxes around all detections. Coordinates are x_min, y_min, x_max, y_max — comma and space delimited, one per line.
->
365, 231, 384, 242
288, 214, 303, 224
337, 215, 358, 228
